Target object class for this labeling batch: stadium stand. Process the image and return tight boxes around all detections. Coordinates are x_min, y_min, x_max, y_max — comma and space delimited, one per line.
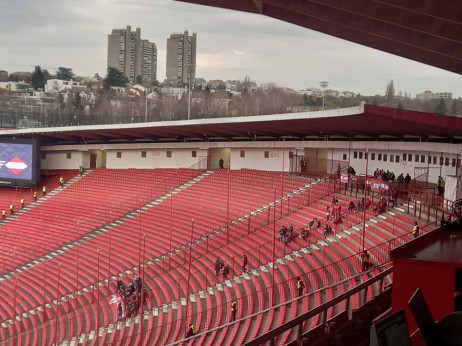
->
0, 166, 441, 345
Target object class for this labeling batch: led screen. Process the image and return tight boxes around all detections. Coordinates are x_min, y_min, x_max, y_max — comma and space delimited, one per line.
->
0, 139, 40, 187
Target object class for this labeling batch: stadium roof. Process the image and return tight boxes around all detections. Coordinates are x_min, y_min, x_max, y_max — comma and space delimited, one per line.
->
1, 104, 462, 145
175, 0, 462, 75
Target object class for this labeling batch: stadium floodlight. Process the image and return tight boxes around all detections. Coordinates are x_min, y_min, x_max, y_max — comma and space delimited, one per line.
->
187, 64, 196, 120
320, 81, 329, 110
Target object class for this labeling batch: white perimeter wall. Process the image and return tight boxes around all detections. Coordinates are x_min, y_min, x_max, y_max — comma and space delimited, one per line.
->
41, 151, 84, 169
231, 147, 290, 171
106, 148, 208, 169
330, 141, 460, 184
41, 141, 461, 181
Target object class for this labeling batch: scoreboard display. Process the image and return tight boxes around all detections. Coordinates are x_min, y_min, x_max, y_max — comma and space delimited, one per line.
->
0, 138, 40, 187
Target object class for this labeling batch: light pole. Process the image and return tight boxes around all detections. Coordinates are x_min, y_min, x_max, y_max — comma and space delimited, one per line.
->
187, 64, 195, 120
144, 86, 148, 122
320, 81, 329, 110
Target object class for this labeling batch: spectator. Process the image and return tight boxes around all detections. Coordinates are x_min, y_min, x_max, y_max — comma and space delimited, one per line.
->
412, 221, 419, 238
362, 251, 371, 271
297, 276, 306, 296
397, 173, 404, 188
309, 218, 319, 228
437, 176, 445, 195
364, 198, 372, 210
60, 176, 64, 188
388, 188, 398, 208
219, 158, 224, 169
354, 200, 363, 213
230, 299, 238, 321
348, 200, 355, 211
326, 206, 331, 221
278, 226, 288, 241
347, 166, 356, 175
186, 324, 197, 338
117, 301, 123, 321
20, 197, 25, 209
33, 191, 37, 202
299, 227, 310, 240
404, 173, 411, 188
215, 257, 224, 276
42, 185, 47, 197
9, 203, 14, 215
323, 224, 333, 238
134, 275, 142, 293
242, 254, 248, 273
333, 211, 343, 225
389, 171, 395, 185
337, 164, 341, 177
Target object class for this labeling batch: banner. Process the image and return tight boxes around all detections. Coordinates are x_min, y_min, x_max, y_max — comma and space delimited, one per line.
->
367, 178, 390, 192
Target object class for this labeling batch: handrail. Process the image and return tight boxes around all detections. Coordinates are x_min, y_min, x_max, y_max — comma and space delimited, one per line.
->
242, 266, 393, 346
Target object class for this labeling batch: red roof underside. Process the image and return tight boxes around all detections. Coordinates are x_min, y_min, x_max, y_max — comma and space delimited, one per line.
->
175, 0, 462, 75
2, 105, 462, 144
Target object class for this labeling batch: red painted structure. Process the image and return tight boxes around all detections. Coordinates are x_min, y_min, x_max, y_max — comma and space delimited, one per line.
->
390, 226, 462, 333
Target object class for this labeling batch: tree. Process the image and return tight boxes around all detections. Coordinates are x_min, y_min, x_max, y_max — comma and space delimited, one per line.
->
103, 67, 127, 89
42, 69, 52, 81
385, 80, 395, 106
433, 98, 447, 115
136, 75, 143, 84
56, 67, 75, 81
31, 66, 46, 90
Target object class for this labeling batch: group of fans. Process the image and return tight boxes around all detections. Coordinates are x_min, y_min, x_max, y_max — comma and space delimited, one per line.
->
113, 275, 148, 322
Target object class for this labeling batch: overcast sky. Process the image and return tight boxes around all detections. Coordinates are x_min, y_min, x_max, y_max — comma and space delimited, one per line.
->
1, 0, 461, 97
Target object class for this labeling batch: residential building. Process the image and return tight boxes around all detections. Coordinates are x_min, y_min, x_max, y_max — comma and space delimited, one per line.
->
417, 90, 453, 100
166, 31, 197, 85
0, 70, 8, 82
0, 81, 30, 91
107, 26, 157, 84
45, 79, 86, 93
434, 92, 452, 99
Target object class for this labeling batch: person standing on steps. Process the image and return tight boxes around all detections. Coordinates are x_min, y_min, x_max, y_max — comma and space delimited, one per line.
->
242, 254, 248, 273
2, 210, 6, 220
362, 250, 371, 271
297, 276, 305, 297
42, 185, 47, 197
412, 221, 420, 238
219, 158, 224, 169
231, 299, 238, 321
186, 323, 197, 338
79, 165, 84, 176
60, 176, 64, 188
33, 191, 37, 202
20, 197, 25, 209
9, 203, 14, 215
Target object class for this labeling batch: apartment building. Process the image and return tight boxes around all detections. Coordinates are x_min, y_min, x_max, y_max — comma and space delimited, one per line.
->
165, 31, 197, 85
107, 26, 157, 84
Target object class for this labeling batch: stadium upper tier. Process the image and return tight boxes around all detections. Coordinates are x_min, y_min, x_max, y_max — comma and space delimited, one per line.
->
1, 104, 462, 145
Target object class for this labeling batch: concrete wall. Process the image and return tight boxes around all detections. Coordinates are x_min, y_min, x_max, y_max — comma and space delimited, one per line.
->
105, 148, 208, 169
330, 145, 459, 184
41, 151, 84, 169
231, 148, 290, 171
41, 141, 461, 179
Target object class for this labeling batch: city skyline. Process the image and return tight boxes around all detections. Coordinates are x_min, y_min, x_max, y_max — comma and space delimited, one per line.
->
1, 0, 461, 97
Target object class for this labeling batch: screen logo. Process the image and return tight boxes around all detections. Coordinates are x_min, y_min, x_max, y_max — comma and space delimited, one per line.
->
5, 156, 28, 175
